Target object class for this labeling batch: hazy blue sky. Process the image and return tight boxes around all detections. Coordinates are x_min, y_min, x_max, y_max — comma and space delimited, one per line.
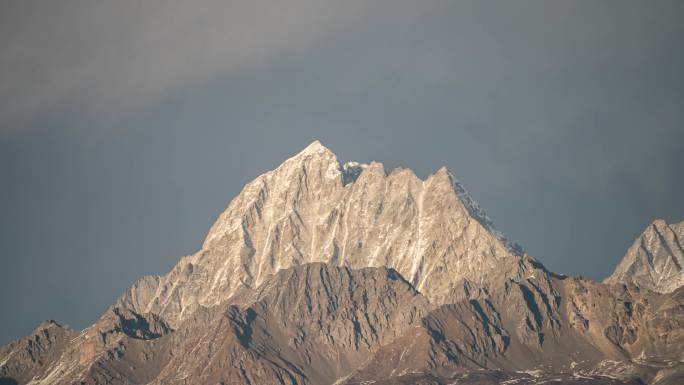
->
1, 1, 683, 344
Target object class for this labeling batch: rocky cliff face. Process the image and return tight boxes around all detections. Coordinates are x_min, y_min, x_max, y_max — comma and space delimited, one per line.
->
116, 140, 528, 329
605, 219, 684, 293
10, 263, 683, 385
0, 321, 76, 385
1, 141, 683, 385
148, 263, 432, 385
342, 275, 684, 385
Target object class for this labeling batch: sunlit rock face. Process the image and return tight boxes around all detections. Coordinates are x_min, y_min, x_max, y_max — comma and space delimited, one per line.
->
117, 140, 530, 328
605, 219, 684, 293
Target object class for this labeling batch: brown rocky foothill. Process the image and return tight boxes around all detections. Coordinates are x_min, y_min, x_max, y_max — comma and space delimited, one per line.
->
2, 142, 682, 385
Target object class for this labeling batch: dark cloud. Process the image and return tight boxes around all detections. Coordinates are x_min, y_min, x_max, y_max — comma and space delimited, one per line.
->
1, 1, 683, 344
0, 0, 367, 128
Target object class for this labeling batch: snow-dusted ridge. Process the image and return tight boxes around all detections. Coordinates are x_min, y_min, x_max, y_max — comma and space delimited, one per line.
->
447, 169, 524, 256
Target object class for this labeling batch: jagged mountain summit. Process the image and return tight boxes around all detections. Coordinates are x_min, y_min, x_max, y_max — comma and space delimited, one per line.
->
1, 141, 683, 385
117, 140, 531, 328
605, 219, 684, 293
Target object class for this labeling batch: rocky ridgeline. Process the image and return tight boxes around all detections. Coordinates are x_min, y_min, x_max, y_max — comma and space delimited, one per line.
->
1, 142, 682, 385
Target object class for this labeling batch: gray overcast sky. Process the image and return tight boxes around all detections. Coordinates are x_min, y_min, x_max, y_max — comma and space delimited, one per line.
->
1, 1, 683, 345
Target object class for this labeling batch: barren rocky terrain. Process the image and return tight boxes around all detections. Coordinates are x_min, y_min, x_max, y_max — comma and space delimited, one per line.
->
2, 142, 682, 385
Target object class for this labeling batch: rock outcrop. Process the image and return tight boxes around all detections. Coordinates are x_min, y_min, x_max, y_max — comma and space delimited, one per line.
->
0, 321, 76, 385
605, 219, 684, 293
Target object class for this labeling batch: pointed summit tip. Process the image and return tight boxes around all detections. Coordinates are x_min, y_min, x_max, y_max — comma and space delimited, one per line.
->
299, 140, 332, 156
436, 165, 452, 177
431, 166, 456, 184
279, 140, 338, 169
32, 319, 63, 334
640, 219, 671, 236
288, 140, 337, 161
